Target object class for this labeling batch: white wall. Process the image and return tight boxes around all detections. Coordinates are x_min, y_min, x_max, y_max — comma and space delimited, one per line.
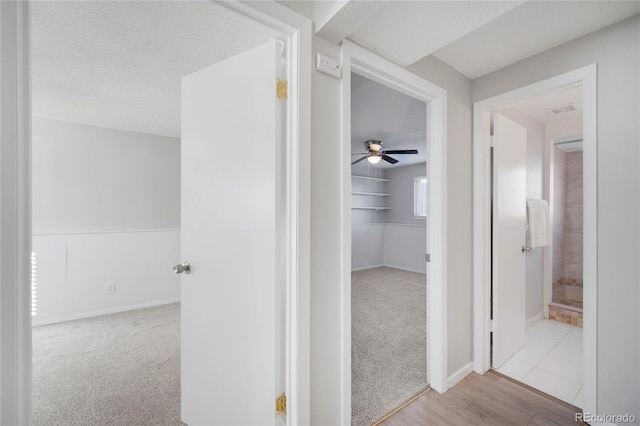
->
497, 108, 545, 322
408, 56, 474, 380
473, 15, 640, 419
32, 117, 180, 234
351, 224, 384, 270
383, 224, 426, 273
32, 117, 181, 325
310, 36, 345, 426
383, 163, 427, 272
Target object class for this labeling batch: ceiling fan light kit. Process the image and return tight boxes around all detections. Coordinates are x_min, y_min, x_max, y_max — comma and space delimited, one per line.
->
351, 139, 418, 166
367, 152, 382, 164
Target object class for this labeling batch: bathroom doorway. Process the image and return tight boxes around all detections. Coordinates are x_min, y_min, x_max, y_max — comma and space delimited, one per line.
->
490, 85, 585, 407
472, 65, 597, 413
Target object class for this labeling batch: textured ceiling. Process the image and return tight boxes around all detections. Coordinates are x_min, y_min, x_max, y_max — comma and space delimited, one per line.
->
31, 1, 269, 138
33, 1, 639, 138
433, 0, 640, 79
351, 73, 426, 169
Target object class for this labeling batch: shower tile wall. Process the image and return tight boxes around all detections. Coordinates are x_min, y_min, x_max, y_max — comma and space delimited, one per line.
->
552, 149, 584, 307
563, 152, 583, 286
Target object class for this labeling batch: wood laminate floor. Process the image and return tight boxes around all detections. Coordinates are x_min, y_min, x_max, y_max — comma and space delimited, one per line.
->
377, 371, 585, 426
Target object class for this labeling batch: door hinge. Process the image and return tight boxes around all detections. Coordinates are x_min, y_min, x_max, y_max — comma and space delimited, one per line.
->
490, 319, 495, 332
425, 253, 431, 263
276, 79, 288, 100
276, 393, 287, 415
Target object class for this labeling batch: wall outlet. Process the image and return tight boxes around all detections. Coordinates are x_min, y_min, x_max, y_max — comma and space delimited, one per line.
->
105, 282, 116, 294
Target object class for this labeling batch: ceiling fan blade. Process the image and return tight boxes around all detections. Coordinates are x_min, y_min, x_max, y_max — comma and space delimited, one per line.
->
381, 154, 399, 164
383, 149, 419, 155
351, 152, 368, 155
351, 155, 368, 165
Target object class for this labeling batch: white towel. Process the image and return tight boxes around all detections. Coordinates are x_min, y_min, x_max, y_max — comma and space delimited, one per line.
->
526, 199, 551, 249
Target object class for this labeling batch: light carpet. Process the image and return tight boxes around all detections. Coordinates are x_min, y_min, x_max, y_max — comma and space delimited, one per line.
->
33, 303, 183, 426
352, 267, 427, 426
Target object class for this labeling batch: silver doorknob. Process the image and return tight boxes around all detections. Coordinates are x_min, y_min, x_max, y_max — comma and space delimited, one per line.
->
173, 262, 191, 274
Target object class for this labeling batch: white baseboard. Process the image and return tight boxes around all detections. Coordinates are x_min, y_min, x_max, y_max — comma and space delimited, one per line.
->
384, 264, 426, 274
351, 264, 426, 274
526, 312, 543, 329
351, 264, 385, 272
31, 298, 180, 327
448, 361, 474, 389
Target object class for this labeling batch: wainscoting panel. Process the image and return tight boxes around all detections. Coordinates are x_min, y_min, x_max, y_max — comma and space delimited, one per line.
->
32, 230, 180, 325
351, 223, 426, 273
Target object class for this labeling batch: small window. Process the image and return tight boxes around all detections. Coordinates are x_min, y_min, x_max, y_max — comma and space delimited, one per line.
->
414, 177, 427, 218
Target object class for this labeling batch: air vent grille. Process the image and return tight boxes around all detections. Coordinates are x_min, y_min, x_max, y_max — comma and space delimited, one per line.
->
547, 103, 577, 116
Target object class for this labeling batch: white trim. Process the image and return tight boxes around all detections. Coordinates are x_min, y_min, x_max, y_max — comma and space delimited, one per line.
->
31, 299, 181, 327
351, 223, 426, 228
447, 362, 473, 389
351, 264, 427, 274
342, 41, 448, 421
0, 1, 32, 424
382, 265, 427, 275
33, 228, 180, 236
351, 264, 386, 272
472, 64, 597, 415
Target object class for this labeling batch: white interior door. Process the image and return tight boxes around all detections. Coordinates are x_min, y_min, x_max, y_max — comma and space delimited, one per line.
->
491, 113, 527, 368
180, 39, 285, 426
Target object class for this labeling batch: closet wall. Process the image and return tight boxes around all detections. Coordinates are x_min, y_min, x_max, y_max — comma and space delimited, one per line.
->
351, 162, 426, 273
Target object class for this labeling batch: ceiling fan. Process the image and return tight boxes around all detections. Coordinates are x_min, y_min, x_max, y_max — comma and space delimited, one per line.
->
351, 140, 418, 165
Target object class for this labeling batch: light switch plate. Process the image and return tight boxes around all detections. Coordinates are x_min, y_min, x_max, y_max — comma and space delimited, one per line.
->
316, 53, 342, 79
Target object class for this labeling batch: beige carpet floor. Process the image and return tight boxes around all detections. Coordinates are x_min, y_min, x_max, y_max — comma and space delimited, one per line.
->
352, 267, 428, 426
34, 270, 426, 426
33, 303, 183, 426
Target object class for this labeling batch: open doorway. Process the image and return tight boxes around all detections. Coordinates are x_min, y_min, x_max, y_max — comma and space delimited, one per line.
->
29, 2, 291, 424
491, 86, 584, 407
349, 72, 428, 425
340, 41, 448, 426
473, 65, 597, 413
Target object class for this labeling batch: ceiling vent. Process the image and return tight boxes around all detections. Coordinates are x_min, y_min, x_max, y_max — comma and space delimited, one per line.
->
546, 103, 577, 116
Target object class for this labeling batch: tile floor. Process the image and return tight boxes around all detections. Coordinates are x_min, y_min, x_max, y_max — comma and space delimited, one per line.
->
496, 318, 583, 407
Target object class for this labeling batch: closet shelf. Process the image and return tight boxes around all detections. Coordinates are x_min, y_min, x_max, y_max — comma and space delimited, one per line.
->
351, 175, 390, 182
351, 192, 390, 196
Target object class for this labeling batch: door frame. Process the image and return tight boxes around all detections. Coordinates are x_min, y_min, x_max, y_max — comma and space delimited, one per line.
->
0, 1, 312, 424
0, 1, 32, 425
341, 40, 448, 422
472, 64, 597, 414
